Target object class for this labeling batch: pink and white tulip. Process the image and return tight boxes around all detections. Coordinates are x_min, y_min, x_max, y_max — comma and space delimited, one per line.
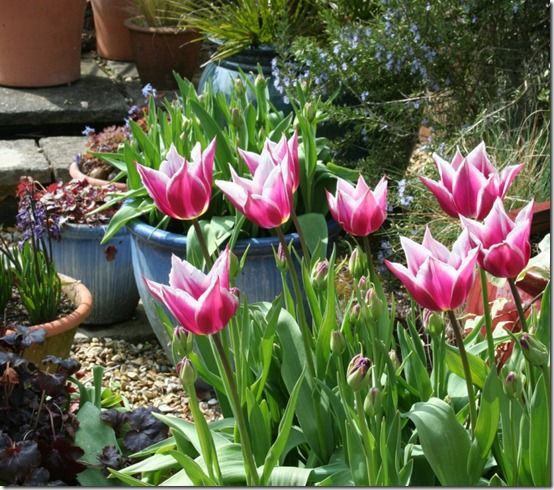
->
145, 247, 239, 336
215, 156, 292, 229
385, 228, 478, 311
460, 198, 534, 279
326, 175, 387, 237
136, 139, 216, 221
238, 131, 300, 194
420, 142, 523, 220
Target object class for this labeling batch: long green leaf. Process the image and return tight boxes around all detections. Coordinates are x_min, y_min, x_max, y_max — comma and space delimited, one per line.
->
445, 344, 487, 389
529, 373, 550, 485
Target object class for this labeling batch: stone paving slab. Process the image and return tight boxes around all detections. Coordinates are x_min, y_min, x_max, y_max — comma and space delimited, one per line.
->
76, 302, 156, 343
0, 139, 51, 186
39, 136, 87, 182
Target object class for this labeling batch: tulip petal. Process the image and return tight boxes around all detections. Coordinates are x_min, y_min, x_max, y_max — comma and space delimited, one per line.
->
450, 248, 478, 308
216, 179, 248, 213
160, 144, 185, 176
169, 254, 209, 299
239, 148, 264, 175
246, 194, 288, 228
195, 278, 239, 334
482, 242, 527, 278
145, 278, 164, 303
385, 260, 439, 311
167, 163, 210, 219
159, 285, 203, 334
433, 153, 456, 191
418, 257, 457, 311
475, 177, 500, 220
499, 163, 524, 197
136, 164, 174, 217
422, 227, 450, 262
419, 176, 458, 218
373, 176, 388, 213
452, 159, 488, 218
467, 141, 495, 176
208, 247, 231, 289
400, 236, 431, 275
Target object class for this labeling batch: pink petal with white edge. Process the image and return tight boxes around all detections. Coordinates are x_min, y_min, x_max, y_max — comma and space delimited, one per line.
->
160, 144, 185, 176
160, 286, 202, 334
144, 278, 165, 303
459, 215, 487, 247
498, 163, 524, 197
246, 194, 288, 228
433, 153, 456, 191
198, 138, 216, 185
353, 175, 371, 200
385, 260, 440, 311
400, 236, 432, 275
475, 177, 500, 220
450, 248, 478, 308
372, 176, 388, 213
167, 163, 210, 219
168, 254, 209, 299
336, 177, 357, 199
208, 247, 231, 289
136, 164, 173, 217
467, 141, 495, 176
189, 142, 202, 163
481, 198, 514, 245
450, 228, 473, 266
482, 242, 527, 278
452, 158, 488, 218
419, 176, 458, 218
505, 222, 531, 264
216, 179, 249, 213
239, 148, 265, 175
514, 199, 535, 225
422, 227, 450, 262
418, 257, 456, 310
195, 279, 239, 334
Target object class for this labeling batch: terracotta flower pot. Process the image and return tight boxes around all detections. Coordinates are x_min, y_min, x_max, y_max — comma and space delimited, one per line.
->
69, 161, 128, 191
91, 0, 134, 61
0, 0, 87, 87
124, 17, 201, 90
22, 274, 93, 369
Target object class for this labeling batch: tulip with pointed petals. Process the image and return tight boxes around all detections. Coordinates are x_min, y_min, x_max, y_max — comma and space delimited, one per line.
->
385, 228, 478, 311
460, 198, 534, 278
136, 139, 216, 221
215, 156, 292, 229
238, 131, 300, 194
326, 175, 387, 237
420, 142, 523, 220
145, 247, 239, 336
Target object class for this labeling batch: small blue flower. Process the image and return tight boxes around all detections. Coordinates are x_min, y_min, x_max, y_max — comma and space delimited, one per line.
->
142, 83, 157, 99
360, 91, 369, 102
341, 62, 348, 71
425, 2, 431, 11
81, 126, 95, 136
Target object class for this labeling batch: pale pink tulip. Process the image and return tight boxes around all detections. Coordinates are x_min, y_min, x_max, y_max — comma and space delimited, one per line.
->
420, 142, 523, 220
238, 131, 300, 193
145, 247, 238, 335
385, 228, 478, 311
460, 198, 534, 278
326, 175, 387, 237
215, 156, 292, 229
136, 139, 216, 220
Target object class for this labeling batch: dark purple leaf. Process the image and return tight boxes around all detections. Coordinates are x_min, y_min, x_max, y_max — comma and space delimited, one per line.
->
0, 440, 41, 483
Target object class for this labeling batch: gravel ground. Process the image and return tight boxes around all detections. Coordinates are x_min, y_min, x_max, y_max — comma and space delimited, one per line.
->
71, 336, 222, 422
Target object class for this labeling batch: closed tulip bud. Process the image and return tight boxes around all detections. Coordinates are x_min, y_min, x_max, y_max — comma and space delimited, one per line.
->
347, 354, 371, 391
423, 309, 444, 336
520, 333, 549, 367
176, 357, 197, 386
311, 259, 329, 290
330, 330, 346, 356
231, 108, 241, 128
349, 303, 362, 326
234, 78, 245, 96
388, 349, 400, 369
304, 102, 316, 122
276, 243, 287, 272
357, 275, 368, 291
255, 74, 266, 91
503, 371, 523, 398
349, 247, 368, 280
363, 387, 383, 416
365, 288, 383, 320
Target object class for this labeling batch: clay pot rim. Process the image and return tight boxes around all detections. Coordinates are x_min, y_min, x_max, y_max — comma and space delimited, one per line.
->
69, 161, 128, 191
28, 273, 93, 338
124, 16, 199, 37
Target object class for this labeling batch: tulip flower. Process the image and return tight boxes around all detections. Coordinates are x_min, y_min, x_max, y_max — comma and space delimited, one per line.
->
136, 139, 216, 221
215, 157, 292, 229
460, 198, 533, 278
385, 227, 478, 311
420, 142, 523, 220
145, 247, 238, 335
326, 175, 387, 237
238, 132, 299, 193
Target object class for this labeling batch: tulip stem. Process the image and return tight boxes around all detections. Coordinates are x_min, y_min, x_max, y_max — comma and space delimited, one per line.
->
276, 226, 316, 379
479, 268, 497, 371
192, 219, 213, 268
212, 333, 260, 486
447, 310, 477, 434
355, 391, 376, 485
508, 278, 528, 333
290, 208, 311, 261
362, 236, 384, 298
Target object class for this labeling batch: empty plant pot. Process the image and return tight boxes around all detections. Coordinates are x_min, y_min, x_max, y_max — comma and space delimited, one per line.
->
91, 0, 134, 61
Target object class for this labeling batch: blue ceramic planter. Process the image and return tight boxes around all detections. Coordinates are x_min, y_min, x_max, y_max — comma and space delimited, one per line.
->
50, 223, 139, 325
127, 218, 340, 358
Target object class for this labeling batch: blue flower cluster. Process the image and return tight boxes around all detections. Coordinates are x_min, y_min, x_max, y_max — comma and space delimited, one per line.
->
397, 179, 414, 207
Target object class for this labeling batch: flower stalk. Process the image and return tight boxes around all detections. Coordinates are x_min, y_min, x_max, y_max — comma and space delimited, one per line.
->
479, 268, 497, 369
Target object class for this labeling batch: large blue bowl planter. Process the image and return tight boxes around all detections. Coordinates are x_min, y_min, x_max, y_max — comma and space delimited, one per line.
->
50, 223, 140, 325
128, 219, 340, 358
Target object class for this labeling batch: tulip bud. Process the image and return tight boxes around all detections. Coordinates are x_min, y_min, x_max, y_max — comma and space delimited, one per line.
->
198, 93, 208, 104
276, 243, 287, 272
349, 303, 362, 326
520, 333, 549, 367
388, 349, 400, 370
365, 288, 383, 320
363, 387, 383, 416
176, 357, 197, 386
234, 78, 245, 96
330, 330, 346, 356
357, 275, 368, 291
303, 102, 316, 122
503, 371, 523, 399
423, 309, 444, 337
346, 354, 371, 391
311, 259, 329, 290
349, 247, 368, 280
231, 108, 241, 128
255, 74, 266, 91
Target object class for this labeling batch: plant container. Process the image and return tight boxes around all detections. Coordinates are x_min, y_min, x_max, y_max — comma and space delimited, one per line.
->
91, 0, 134, 61
69, 160, 128, 191
127, 218, 340, 358
50, 223, 139, 325
22, 274, 93, 369
124, 17, 201, 90
0, 0, 86, 87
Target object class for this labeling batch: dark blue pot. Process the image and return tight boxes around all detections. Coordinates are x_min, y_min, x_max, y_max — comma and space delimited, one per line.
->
50, 223, 139, 325
127, 218, 341, 357
197, 44, 290, 113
